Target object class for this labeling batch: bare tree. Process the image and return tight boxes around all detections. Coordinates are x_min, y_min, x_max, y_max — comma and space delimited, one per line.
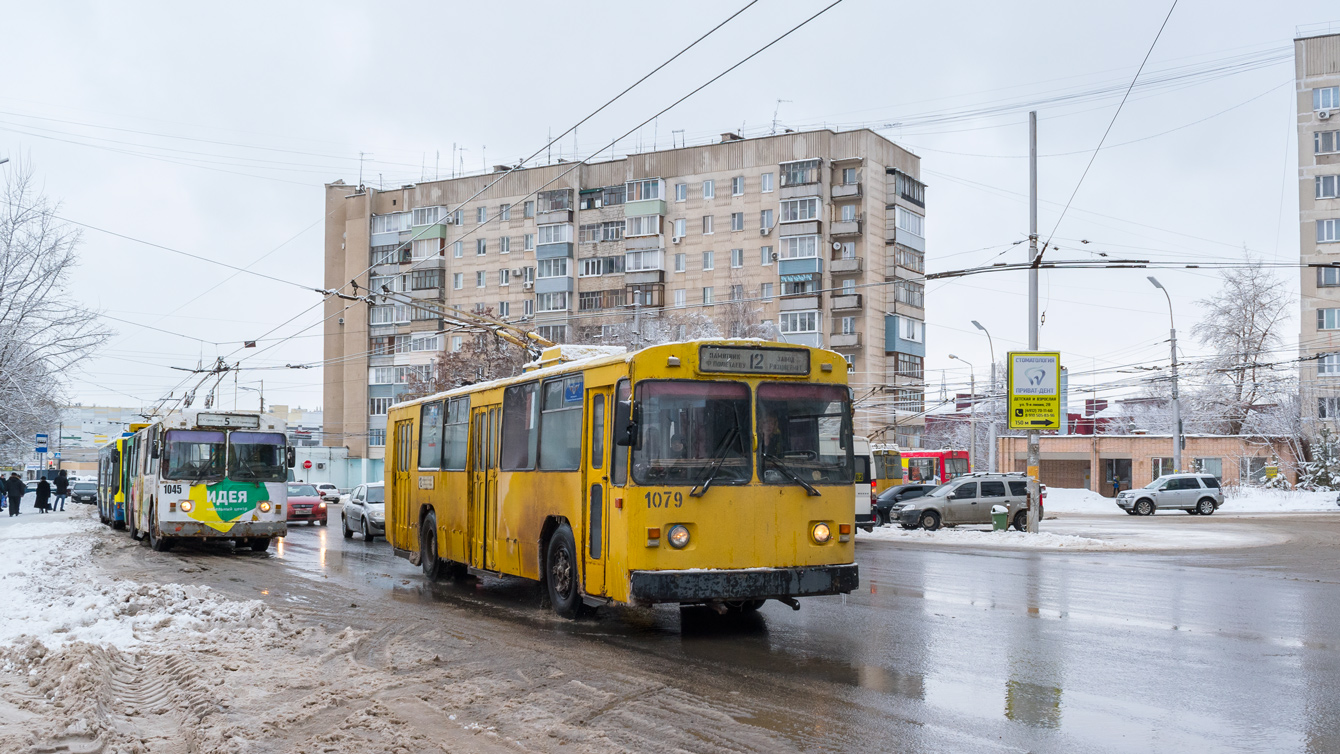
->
1190, 257, 1291, 435
402, 326, 529, 400
0, 159, 108, 464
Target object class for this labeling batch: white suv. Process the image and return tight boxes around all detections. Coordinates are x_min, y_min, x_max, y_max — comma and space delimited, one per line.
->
1116, 473, 1224, 516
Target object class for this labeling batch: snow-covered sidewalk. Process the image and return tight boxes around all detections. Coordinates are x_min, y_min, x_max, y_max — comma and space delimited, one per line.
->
1043, 486, 1340, 515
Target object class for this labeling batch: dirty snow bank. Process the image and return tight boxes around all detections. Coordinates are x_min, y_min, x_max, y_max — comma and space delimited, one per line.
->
860, 526, 1120, 550
1040, 486, 1339, 515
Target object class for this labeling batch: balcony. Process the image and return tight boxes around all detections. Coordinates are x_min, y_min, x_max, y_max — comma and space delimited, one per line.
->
829, 333, 861, 349
831, 294, 862, 311
831, 219, 862, 237
780, 295, 820, 311
778, 220, 821, 237
830, 257, 863, 274
537, 208, 573, 224
832, 182, 862, 199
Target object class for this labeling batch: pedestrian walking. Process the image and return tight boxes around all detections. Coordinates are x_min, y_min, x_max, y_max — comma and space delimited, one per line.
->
1111, 477, 1120, 497
6, 473, 26, 516
54, 470, 69, 511
34, 478, 52, 514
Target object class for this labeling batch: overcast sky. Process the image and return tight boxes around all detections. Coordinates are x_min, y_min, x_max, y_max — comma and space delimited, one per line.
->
0, 0, 1330, 415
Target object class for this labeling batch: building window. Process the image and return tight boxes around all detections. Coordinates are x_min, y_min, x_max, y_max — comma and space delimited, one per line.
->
499, 269, 511, 286
411, 269, 442, 290
702, 180, 715, 199
579, 223, 601, 243
524, 200, 535, 218
524, 299, 534, 316
500, 236, 511, 254
499, 301, 510, 317
451, 336, 463, 352
1321, 397, 1340, 418
780, 235, 818, 259
783, 273, 818, 296
523, 266, 535, 283
1316, 86, 1340, 110
369, 274, 398, 294
895, 352, 923, 379
476, 206, 487, 224
371, 367, 394, 385
536, 325, 566, 343
536, 292, 569, 312
761, 283, 773, 300
524, 233, 535, 251
537, 190, 571, 212
452, 240, 463, 258
370, 245, 401, 265
1318, 131, 1340, 155
841, 167, 857, 185
780, 159, 820, 187
476, 271, 487, 288
625, 214, 661, 237
602, 185, 626, 206
579, 258, 602, 278
900, 316, 925, 343
411, 238, 440, 260
702, 286, 715, 305
898, 246, 925, 272
500, 203, 511, 221
761, 246, 773, 266
841, 316, 856, 335
1319, 175, 1340, 200
731, 176, 744, 195
368, 429, 386, 447
843, 354, 855, 373
452, 272, 463, 290
699, 215, 712, 234
896, 206, 925, 238
675, 183, 687, 202
411, 333, 442, 352
731, 248, 743, 268
452, 209, 463, 225
626, 179, 662, 201
1321, 309, 1340, 330
731, 212, 744, 231
673, 218, 686, 238
411, 206, 443, 227
841, 279, 856, 295
896, 172, 926, 207
761, 208, 774, 230
1320, 219, 1340, 244
674, 252, 686, 273
371, 212, 410, 234
780, 311, 818, 334
625, 248, 664, 272
476, 238, 487, 255
780, 197, 819, 223
837, 241, 856, 260
896, 280, 925, 308
370, 305, 394, 325
537, 258, 569, 278
1320, 267, 1340, 287
702, 251, 714, 270
761, 172, 774, 193
730, 284, 743, 301
674, 288, 686, 307
840, 204, 858, 222
1320, 353, 1340, 375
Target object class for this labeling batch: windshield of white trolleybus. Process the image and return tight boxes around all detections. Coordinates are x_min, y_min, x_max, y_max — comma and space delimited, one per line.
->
227, 432, 288, 482
163, 430, 226, 481
757, 383, 854, 486
633, 381, 752, 487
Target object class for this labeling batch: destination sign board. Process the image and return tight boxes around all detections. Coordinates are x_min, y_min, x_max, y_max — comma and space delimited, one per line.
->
698, 345, 810, 376
197, 413, 262, 429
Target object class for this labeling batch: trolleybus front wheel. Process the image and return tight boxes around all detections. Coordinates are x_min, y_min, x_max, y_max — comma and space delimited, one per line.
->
148, 502, 173, 552
546, 523, 582, 619
249, 538, 271, 553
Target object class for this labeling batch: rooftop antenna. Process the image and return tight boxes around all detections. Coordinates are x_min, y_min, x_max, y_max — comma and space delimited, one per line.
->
672, 129, 685, 148
653, 117, 658, 151
435, 150, 439, 180
421, 152, 426, 182
358, 151, 372, 188
547, 128, 552, 165
451, 143, 457, 178
772, 100, 791, 135
482, 145, 486, 172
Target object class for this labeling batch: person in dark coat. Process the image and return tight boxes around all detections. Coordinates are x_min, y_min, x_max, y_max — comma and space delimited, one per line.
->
6, 473, 26, 516
54, 470, 69, 511
34, 478, 52, 513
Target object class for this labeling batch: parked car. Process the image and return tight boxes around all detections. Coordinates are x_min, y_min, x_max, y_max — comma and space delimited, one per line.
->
874, 483, 938, 525
1115, 473, 1223, 516
285, 484, 327, 525
898, 473, 1040, 531
71, 481, 98, 505
342, 482, 385, 541
315, 483, 341, 502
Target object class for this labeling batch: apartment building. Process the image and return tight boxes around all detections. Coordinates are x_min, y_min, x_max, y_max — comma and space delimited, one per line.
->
1297, 28, 1340, 431
322, 129, 928, 460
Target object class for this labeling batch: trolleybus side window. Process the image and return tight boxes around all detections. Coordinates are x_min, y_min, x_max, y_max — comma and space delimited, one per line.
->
591, 394, 605, 469
944, 456, 969, 479
419, 401, 444, 469
632, 380, 751, 486
228, 432, 288, 482
907, 457, 936, 483
501, 382, 540, 470
442, 397, 470, 470
757, 383, 854, 485
162, 430, 226, 481
612, 380, 630, 486
540, 376, 583, 471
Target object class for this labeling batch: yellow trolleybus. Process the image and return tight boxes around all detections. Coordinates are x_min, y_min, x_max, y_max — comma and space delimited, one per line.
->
385, 340, 860, 617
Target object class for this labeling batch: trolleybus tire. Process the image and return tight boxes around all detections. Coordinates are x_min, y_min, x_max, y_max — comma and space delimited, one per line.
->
420, 512, 445, 581
342, 514, 353, 539
129, 509, 141, 541
148, 502, 173, 552
546, 523, 582, 619
249, 538, 271, 553
724, 600, 765, 613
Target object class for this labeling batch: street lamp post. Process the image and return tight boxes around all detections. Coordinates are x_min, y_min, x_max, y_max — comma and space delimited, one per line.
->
949, 354, 976, 472
1147, 277, 1182, 473
972, 320, 997, 472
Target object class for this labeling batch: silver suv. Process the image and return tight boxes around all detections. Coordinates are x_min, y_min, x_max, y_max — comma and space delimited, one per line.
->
898, 473, 1039, 531
1116, 473, 1223, 516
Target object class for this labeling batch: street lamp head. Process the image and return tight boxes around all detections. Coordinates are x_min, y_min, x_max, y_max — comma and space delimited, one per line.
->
1147, 276, 1164, 290
971, 320, 986, 332
948, 354, 959, 361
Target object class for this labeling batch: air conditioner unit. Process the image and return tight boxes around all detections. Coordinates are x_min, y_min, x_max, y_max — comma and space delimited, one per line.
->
512, 268, 524, 276
1322, 110, 1333, 120
760, 227, 772, 236
316, 462, 325, 470
671, 236, 681, 244
771, 251, 780, 261
523, 281, 534, 290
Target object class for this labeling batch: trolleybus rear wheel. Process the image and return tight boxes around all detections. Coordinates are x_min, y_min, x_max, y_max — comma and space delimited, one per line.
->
420, 513, 444, 581
546, 523, 582, 619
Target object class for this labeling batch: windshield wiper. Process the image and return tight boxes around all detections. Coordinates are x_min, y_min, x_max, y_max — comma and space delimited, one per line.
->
690, 423, 742, 498
764, 454, 822, 496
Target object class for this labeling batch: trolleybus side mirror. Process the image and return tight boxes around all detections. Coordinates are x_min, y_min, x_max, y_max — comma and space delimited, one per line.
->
616, 401, 641, 447
286, 446, 296, 468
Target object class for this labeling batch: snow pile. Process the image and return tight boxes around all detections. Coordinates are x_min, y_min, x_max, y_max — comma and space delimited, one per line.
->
1221, 488, 1338, 513
860, 525, 1120, 550
1039, 487, 1115, 514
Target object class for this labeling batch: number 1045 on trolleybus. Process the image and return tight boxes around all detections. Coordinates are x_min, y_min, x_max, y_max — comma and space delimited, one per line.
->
385, 340, 860, 618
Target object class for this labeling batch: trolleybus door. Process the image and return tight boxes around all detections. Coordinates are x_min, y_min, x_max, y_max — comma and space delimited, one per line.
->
469, 407, 500, 572
582, 389, 611, 596
393, 420, 414, 543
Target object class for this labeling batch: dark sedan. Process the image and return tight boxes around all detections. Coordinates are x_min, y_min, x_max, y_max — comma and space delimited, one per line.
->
874, 484, 938, 525
71, 481, 98, 504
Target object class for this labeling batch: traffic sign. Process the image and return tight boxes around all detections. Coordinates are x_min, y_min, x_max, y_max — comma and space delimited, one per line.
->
35, 433, 48, 454
1007, 351, 1062, 430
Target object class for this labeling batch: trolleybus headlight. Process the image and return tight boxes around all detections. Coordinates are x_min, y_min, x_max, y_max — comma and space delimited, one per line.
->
812, 522, 832, 544
259, 502, 272, 513
179, 500, 193, 513
667, 524, 690, 549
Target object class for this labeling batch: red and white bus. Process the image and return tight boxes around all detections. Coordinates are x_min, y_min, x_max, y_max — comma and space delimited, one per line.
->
900, 449, 969, 485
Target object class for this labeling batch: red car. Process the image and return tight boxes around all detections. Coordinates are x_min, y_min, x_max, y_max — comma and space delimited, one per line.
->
286, 484, 327, 526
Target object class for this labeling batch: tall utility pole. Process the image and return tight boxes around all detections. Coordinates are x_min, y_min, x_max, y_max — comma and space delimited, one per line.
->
1148, 276, 1182, 472
1026, 111, 1041, 533
949, 354, 975, 471
972, 320, 997, 472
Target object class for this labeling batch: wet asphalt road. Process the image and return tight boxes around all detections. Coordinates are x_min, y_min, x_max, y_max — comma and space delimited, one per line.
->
167, 511, 1340, 753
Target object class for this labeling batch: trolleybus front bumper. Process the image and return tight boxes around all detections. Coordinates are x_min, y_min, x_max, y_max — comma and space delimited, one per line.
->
157, 521, 288, 539
628, 564, 859, 604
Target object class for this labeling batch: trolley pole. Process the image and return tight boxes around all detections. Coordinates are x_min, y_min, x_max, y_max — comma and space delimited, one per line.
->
1026, 111, 1041, 534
